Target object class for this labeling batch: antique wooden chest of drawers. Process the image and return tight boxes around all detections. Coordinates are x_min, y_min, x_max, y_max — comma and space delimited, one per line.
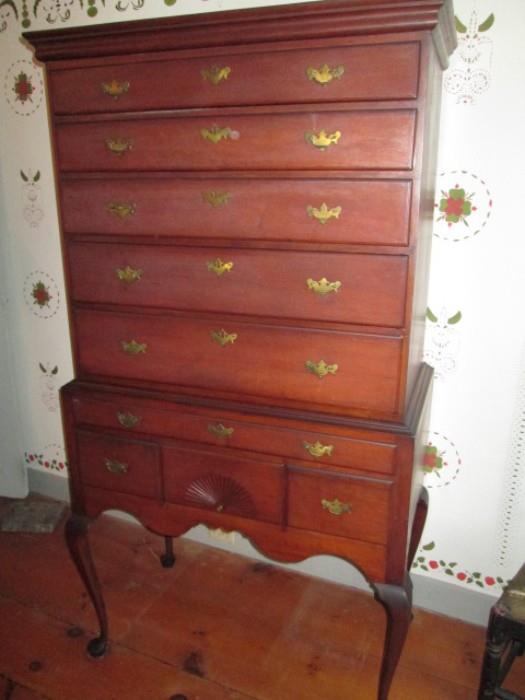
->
25, 2, 456, 697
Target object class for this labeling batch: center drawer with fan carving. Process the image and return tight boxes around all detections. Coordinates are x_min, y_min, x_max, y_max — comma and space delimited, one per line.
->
55, 108, 417, 172
73, 307, 405, 418
163, 443, 285, 525
68, 242, 408, 328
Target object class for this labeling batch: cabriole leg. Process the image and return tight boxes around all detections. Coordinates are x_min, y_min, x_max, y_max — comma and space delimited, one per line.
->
407, 487, 429, 570
65, 513, 109, 658
160, 535, 176, 568
374, 576, 413, 700
372, 487, 429, 698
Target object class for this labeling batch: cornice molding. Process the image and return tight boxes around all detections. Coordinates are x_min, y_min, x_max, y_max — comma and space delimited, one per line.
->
24, 0, 456, 68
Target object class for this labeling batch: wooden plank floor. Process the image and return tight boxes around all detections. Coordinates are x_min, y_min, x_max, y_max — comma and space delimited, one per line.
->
0, 498, 524, 700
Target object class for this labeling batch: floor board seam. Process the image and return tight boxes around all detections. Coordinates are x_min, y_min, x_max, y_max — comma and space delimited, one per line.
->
0, 592, 262, 700
0, 672, 53, 700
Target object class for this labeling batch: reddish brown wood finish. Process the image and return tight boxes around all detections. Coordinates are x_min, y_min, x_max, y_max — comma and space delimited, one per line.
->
49, 41, 420, 115
287, 466, 392, 543
73, 307, 405, 418
71, 390, 399, 475
163, 444, 285, 525
76, 430, 161, 500
60, 175, 413, 246
24, 1, 455, 697
55, 109, 417, 172
25, 1, 456, 67
68, 242, 409, 327
80, 483, 389, 582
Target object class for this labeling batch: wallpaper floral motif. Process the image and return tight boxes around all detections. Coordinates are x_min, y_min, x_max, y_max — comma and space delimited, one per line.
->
0, 0, 524, 608
445, 11, 495, 104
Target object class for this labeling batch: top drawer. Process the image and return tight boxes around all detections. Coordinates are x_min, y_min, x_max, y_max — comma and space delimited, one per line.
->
49, 42, 420, 115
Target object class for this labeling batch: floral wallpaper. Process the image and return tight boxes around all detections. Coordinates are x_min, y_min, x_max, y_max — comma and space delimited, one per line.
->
1, 0, 524, 605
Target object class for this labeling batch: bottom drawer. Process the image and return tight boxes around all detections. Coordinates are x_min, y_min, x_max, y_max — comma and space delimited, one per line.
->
76, 430, 161, 499
288, 467, 391, 544
163, 444, 285, 525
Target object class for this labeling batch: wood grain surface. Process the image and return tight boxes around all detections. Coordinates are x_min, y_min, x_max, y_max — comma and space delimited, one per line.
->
1, 501, 524, 700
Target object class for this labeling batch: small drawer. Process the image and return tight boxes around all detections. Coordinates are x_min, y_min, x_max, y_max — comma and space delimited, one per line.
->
60, 176, 412, 247
68, 242, 408, 328
288, 466, 391, 544
163, 443, 285, 525
55, 109, 417, 173
76, 430, 161, 499
72, 393, 398, 476
73, 308, 405, 419
49, 41, 420, 115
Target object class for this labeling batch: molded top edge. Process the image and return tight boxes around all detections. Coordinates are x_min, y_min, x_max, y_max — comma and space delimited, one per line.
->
61, 363, 433, 439
24, 0, 456, 68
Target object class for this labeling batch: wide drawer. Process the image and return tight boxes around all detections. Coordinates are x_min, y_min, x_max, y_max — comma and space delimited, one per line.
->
163, 443, 285, 525
73, 308, 404, 418
76, 430, 161, 499
288, 466, 391, 544
49, 41, 420, 114
55, 110, 417, 172
71, 392, 398, 475
68, 242, 408, 328
60, 176, 412, 247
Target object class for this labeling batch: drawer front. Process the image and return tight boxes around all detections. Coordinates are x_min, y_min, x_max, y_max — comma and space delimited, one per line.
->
49, 42, 420, 115
68, 243, 408, 328
288, 467, 391, 544
55, 110, 416, 172
73, 308, 404, 417
60, 177, 412, 247
76, 430, 161, 499
163, 444, 285, 525
72, 393, 398, 475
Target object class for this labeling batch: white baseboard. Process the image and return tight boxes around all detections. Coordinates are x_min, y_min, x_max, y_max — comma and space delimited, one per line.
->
28, 468, 493, 627
28, 466, 70, 502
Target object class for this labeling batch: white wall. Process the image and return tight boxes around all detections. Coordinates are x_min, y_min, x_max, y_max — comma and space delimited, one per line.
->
1, 0, 524, 622
0, 166, 26, 497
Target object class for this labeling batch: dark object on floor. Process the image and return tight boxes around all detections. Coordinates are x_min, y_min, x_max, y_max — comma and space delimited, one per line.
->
0, 498, 66, 533
479, 563, 525, 699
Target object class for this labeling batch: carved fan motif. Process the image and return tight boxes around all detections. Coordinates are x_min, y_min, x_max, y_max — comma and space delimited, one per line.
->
184, 473, 256, 518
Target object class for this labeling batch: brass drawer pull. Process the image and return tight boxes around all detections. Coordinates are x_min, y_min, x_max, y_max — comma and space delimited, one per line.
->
321, 498, 351, 516
306, 278, 342, 296
101, 80, 130, 99
201, 126, 239, 144
202, 191, 232, 208
121, 339, 147, 355
211, 329, 237, 347
116, 265, 142, 284
201, 65, 231, 85
105, 138, 133, 155
307, 203, 342, 225
207, 259, 234, 276
107, 202, 136, 219
303, 440, 333, 458
307, 64, 345, 86
305, 359, 338, 379
208, 423, 235, 438
117, 411, 141, 428
305, 130, 341, 150
104, 458, 128, 475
